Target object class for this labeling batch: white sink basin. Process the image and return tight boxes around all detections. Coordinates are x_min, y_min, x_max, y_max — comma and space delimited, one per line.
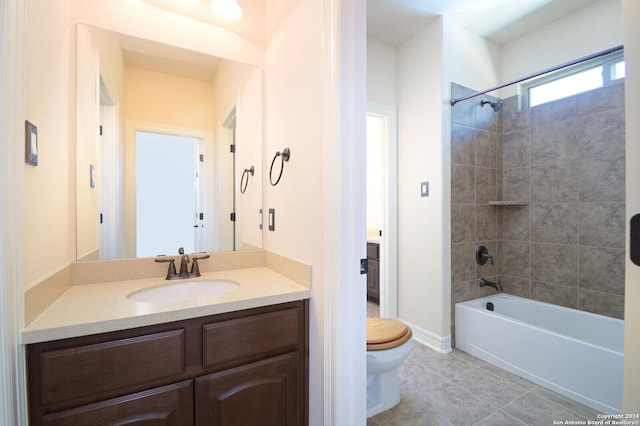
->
127, 279, 239, 303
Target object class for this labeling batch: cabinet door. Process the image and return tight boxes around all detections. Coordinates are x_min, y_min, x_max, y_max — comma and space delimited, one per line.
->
367, 258, 380, 302
42, 380, 193, 426
195, 353, 301, 426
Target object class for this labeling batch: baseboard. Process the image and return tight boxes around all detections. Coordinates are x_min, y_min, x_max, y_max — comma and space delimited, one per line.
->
402, 320, 452, 353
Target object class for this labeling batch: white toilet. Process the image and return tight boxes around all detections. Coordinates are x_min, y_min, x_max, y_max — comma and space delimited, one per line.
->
366, 317, 413, 417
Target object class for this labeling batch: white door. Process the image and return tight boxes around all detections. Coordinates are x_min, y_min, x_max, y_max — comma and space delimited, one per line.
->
136, 131, 201, 257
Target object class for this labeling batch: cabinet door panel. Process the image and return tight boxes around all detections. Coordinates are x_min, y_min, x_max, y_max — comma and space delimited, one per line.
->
367, 259, 380, 301
39, 329, 185, 408
367, 242, 379, 260
195, 353, 300, 426
202, 308, 299, 369
42, 380, 193, 426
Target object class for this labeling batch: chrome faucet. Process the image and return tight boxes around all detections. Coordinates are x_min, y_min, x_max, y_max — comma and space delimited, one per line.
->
479, 277, 503, 292
155, 247, 210, 280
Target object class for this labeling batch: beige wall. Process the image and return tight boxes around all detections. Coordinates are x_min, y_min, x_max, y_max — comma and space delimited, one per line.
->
126, 68, 214, 128
24, 0, 74, 288
75, 24, 129, 261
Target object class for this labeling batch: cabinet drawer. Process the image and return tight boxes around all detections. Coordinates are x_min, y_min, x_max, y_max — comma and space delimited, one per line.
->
43, 380, 193, 426
367, 243, 379, 260
38, 329, 185, 408
203, 308, 299, 369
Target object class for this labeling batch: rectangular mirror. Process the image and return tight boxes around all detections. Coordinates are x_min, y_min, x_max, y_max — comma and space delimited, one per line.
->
76, 24, 262, 261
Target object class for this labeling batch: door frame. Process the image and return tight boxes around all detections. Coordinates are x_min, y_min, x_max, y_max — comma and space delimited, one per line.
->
367, 102, 398, 319
99, 79, 120, 260
125, 121, 212, 258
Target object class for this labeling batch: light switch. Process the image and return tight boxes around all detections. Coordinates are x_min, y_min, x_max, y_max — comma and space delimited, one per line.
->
421, 181, 429, 197
268, 208, 275, 231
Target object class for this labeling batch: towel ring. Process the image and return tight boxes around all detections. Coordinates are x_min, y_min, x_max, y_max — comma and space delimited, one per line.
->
269, 147, 290, 186
240, 166, 255, 194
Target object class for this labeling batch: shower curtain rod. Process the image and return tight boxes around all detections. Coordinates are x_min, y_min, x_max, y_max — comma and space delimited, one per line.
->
449, 45, 624, 106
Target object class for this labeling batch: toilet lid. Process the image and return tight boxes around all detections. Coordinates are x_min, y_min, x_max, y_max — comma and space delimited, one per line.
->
367, 318, 412, 351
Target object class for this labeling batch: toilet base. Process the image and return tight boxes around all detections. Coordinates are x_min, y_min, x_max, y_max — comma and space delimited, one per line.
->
366, 367, 401, 417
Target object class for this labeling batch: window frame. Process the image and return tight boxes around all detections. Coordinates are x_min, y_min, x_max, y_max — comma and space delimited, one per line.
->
521, 50, 625, 109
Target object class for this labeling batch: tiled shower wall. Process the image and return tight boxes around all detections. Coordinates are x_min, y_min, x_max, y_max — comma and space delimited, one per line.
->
451, 83, 626, 336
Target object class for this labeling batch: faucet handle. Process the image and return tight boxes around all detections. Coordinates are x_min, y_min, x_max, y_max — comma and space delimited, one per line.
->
190, 257, 202, 277
192, 252, 210, 260
476, 246, 494, 266
155, 256, 178, 280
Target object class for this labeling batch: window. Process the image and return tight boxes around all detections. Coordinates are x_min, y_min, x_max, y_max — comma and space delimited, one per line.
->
522, 51, 624, 108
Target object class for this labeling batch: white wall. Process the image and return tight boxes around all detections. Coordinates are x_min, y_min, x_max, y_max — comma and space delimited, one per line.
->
623, 0, 640, 412
445, 19, 501, 95
396, 18, 450, 342
367, 38, 396, 106
500, 0, 622, 98
264, 0, 328, 421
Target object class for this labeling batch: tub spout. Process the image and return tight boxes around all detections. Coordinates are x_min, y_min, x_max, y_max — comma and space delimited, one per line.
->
479, 277, 503, 292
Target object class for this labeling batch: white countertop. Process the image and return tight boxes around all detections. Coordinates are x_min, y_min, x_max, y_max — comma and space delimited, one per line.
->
22, 267, 310, 344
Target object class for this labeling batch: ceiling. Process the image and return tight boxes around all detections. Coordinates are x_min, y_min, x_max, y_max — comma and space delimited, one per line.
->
141, 0, 601, 48
367, 0, 601, 46
132, 0, 601, 78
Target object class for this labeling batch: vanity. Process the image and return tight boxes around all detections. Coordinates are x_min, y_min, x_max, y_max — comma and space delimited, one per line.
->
23, 251, 311, 426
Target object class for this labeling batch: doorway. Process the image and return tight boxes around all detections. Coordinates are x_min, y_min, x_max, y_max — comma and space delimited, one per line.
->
135, 131, 202, 257
366, 102, 398, 319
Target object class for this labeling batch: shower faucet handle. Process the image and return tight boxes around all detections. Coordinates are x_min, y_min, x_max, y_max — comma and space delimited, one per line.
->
476, 246, 494, 266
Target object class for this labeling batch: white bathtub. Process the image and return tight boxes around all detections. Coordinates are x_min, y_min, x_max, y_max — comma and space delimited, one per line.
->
455, 294, 623, 414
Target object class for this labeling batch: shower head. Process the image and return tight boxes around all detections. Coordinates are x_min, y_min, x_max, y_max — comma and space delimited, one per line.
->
480, 100, 503, 112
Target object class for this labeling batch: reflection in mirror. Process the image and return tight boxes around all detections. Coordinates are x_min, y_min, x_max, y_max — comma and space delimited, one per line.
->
76, 24, 262, 261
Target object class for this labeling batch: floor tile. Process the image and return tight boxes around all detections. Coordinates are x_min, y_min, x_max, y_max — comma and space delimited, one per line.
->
420, 382, 497, 425
474, 410, 528, 426
412, 349, 477, 380
502, 392, 588, 425
531, 386, 601, 420
369, 399, 453, 426
449, 366, 529, 410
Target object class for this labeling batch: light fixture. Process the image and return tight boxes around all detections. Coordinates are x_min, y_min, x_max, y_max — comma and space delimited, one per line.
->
210, 0, 242, 22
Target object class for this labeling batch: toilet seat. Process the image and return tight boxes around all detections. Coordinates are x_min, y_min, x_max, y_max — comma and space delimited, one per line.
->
367, 318, 412, 351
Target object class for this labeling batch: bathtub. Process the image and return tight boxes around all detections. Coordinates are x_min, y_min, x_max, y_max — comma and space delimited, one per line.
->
455, 294, 623, 414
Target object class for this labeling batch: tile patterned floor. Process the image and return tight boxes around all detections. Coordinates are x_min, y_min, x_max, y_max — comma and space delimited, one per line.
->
366, 301, 602, 426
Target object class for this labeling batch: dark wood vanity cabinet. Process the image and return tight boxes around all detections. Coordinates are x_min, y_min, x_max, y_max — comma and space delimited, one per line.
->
367, 242, 380, 302
27, 301, 309, 426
